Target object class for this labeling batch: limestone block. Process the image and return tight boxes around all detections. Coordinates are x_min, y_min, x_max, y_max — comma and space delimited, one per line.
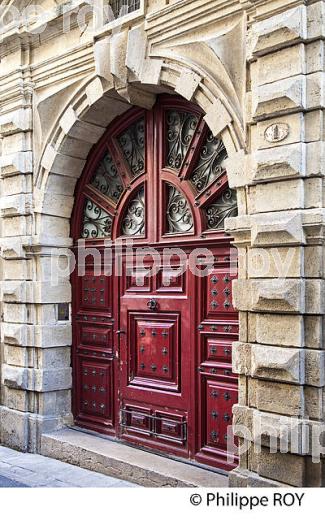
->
34, 324, 72, 348
83, 93, 129, 128
34, 190, 74, 218
232, 404, 253, 436
306, 142, 325, 178
116, 85, 156, 109
140, 58, 163, 85
0, 194, 33, 217
0, 151, 32, 176
2, 323, 35, 346
2, 388, 29, 413
3, 345, 28, 367
248, 179, 304, 214
305, 280, 325, 314
110, 30, 129, 86
250, 6, 306, 55
204, 99, 232, 137
93, 37, 114, 84
41, 144, 86, 178
307, 1, 325, 39
252, 411, 305, 454
232, 342, 251, 376
38, 347, 71, 370
0, 237, 31, 259
252, 144, 305, 182
256, 314, 304, 348
258, 44, 305, 86
253, 449, 306, 487
59, 106, 105, 143
1, 173, 32, 197
305, 316, 323, 349
233, 279, 305, 313
224, 150, 254, 188
305, 350, 325, 387
255, 113, 304, 150
38, 390, 71, 416
0, 108, 32, 136
2, 215, 32, 238
306, 72, 325, 109
1, 281, 29, 303
0, 406, 29, 451
126, 23, 147, 79
251, 344, 303, 384
3, 303, 31, 324
56, 135, 94, 160
2, 365, 72, 392
175, 69, 201, 101
305, 386, 323, 420
251, 212, 305, 247
247, 246, 303, 279
251, 380, 304, 416
252, 76, 305, 119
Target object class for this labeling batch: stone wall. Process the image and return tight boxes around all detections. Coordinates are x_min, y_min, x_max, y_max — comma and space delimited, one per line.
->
0, 0, 324, 486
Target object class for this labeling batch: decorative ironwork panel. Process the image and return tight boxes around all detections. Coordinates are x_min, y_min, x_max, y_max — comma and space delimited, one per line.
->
121, 187, 145, 236
205, 189, 238, 230
90, 151, 124, 203
166, 110, 199, 170
118, 117, 145, 177
110, 0, 140, 19
190, 133, 228, 192
82, 199, 113, 239
166, 184, 193, 234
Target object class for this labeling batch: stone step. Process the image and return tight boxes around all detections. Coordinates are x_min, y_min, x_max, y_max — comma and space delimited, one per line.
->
41, 428, 229, 488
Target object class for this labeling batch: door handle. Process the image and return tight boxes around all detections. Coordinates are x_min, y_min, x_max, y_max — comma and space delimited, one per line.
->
116, 330, 126, 335
147, 299, 158, 311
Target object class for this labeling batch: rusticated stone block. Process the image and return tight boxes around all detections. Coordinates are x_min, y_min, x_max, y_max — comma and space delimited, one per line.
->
250, 6, 306, 55
253, 144, 305, 182
251, 212, 305, 247
252, 448, 306, 487
232, 342, 251, 376
252, 410, 306, 454
251, 344, 303, 383
233, 279, 305, 313
252, 76, 305, 119
60, 106, 105, 143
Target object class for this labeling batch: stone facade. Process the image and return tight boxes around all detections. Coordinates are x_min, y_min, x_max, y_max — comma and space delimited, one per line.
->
1, 0, 325, 487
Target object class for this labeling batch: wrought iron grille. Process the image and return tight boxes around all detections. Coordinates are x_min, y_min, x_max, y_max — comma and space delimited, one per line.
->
110, 0, 141, 19
205, 189, 238, 230
166, 184, 194, 234
121, 186, 145, 236
190, 133, 228, 193
82, 199, 113, 239
90, 151, 124, 204
166, 110, 199, 171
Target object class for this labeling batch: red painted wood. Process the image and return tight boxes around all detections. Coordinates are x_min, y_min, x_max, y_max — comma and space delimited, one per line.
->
71, 95, 238, 471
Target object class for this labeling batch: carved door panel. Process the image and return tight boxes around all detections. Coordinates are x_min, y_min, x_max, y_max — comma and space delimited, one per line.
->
118, 258, 192, 458
195, 247, 239, 470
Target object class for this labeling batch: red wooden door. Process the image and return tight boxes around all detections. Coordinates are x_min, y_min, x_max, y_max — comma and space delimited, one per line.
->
71, 95, 238, 470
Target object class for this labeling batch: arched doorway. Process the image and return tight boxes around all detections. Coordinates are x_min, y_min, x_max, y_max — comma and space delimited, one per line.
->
71, 95, 238, 471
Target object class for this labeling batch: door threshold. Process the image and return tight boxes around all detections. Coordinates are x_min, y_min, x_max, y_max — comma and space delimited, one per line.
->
41, 427, 229, 488
71, 424, 229, 478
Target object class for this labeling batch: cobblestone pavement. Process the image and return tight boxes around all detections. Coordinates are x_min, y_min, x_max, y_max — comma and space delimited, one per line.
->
0, 446, 139, 488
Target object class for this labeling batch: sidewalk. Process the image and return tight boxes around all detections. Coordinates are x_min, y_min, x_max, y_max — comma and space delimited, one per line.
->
0, 446, 139, 488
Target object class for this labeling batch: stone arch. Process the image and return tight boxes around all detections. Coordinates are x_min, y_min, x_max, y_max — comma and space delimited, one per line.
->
34, 54, 246, 226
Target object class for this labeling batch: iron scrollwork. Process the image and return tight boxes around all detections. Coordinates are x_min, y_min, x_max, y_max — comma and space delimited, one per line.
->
90, 151, 124, 203
166, 184, 194, 234
82, 199, 113, 239
118, 117, 145, 177
190, 133, 228, 192
121, 187, 145, 236
166, 110, 199, 170
205, 189, 238, 230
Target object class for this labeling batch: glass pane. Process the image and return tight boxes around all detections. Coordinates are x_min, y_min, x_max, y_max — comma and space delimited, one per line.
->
166, 184, 193, 234
121, 186, 145, 236
90, 151, 123, 204
82, 199, 113, 239
118, 117, 145, 177
110, 0, 140, 19
166, 110, 199, 171
205, 189, 238, 230
190, 133, 227, 193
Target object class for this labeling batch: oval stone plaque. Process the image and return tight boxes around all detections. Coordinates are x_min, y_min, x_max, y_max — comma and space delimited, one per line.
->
264, 123, 289, 143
